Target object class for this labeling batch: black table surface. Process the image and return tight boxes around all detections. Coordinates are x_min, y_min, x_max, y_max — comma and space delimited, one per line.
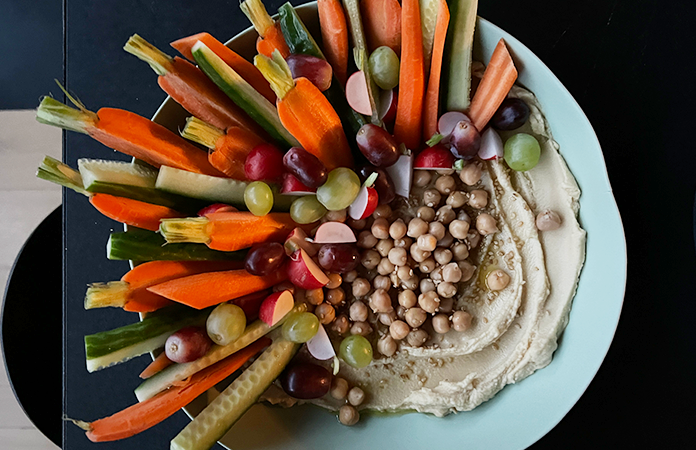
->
8, 0, 693, 448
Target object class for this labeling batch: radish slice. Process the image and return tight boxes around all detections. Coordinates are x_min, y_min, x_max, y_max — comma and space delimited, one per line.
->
378, 89, 396, 120
287, 249, 329, 289
258, 290, 294, 326
385, 154, 413, 198
346, 71, 372, 115
438, 111, 471, 136
306, 324, 335, 360
313, 222, 357, 244
478, 128, 504, 160
285, 228, 318, 256
414, 145, 455, 170
348, 185, 378, 220
197, 203, 238, 216
280, 173, 316, 196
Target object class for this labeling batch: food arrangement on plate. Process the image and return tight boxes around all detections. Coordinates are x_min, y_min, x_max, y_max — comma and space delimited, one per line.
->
36, 0, 586, 448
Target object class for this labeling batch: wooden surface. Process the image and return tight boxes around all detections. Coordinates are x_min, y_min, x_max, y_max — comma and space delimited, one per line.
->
0, 109, 61, 449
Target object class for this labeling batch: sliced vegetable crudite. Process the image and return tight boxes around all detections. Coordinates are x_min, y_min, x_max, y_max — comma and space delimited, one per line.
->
443, 0, 479, 112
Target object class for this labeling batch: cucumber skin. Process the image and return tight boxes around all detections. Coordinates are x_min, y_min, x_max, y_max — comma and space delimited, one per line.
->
86, 181, 208, 214
443, 0, 479, 112
107, 228, 246, 262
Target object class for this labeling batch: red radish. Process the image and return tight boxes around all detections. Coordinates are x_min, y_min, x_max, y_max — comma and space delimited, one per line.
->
345, 70, 372, 115
438, 111, 471, 137
414, 144, 455, 169
385, 154, 413, 198
258, 290, 294, 326
478, 128, 504, 160
379, 89, 397, 121
306, 324, 336, 360
280, 173, 317, 195
285, 54, 333, 92
313, 222, 357, 244
284, 227, 319, 256
348, 184, 378, 220
197, 203, 238, 216
230, 289, 271, 322
244, 143, 284, 181
287, 249, 329, 289
165, 326, 212, 363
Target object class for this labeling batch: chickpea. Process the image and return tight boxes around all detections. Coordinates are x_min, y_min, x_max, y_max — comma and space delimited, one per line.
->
351, 321, 373, 336
436, 205, 456, 224
357, 230, 378, 249
389, 272, 400, 287
398, 290, 417, 308
332, 314, 351, 335
442, 262, 463, 283
413, 169, 432, 187
400, 275, 419, 290
438, 232, 454, 248
437, 168, 455, 176
459, 161, 482, 185
458, 260, 476, 282
372, 204, 392, 220
397, 265, 413, 281
371, 218, 390, 239
369, 289, 393, 313
326, 287, 346, 305
306, 288, 324, 305
405, 307, 427, 328
396, 305, 407, 320
432, 314, 451, 334
430, 266, 443, 282
344, 270, 358, 283
420, 278, 436, 293
467, 229, 482, 248
487, 269, 511, 290
449, 219, 470, 240
417, 234, 438, 252
418, 291, 441, 313
409, 244, 431, 263
457, 209, 471, 223
451, 242, 470, 261
349, 301, 369, 322
326, 273, 343, 289
446, 191, 468, 208
352, 278, 371, 297
373, 275, 392, 291
324, 208, 347, 222
423, 189, 442, 208
331, 377, 349, 400
439, 297, 454, 314
377, 335, 397, 357
315, 303, 336, 324
469, 189, 489, 209
347, 218, 367, 230
428, 221, 446, 240
437, 282, 457, 298
476, 213, 498, 235
379, 310, 397, 326
389, 219, 407, 240
435, 175, 456, 194
339, 405, 359, 426
434, 248, 453, 265
390, 320, 411, 340
394, 236, 413, 248
452, 310, 473, 332
361, 249, 381, 269
419, 257, 437, 274
375, 238, 394, 257
377, 257, 395, 275
407, 217, 429, 238
348, 387, 366, 406
416, 206, 436, 222
388, 247, 408, 266
407, 329, 429, 347
536, 209, 562, 231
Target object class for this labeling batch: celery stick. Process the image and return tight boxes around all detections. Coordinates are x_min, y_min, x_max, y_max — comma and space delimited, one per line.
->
443, 0, 479, 112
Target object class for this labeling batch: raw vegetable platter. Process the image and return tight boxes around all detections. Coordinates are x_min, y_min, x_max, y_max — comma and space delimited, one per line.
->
42, 1, 625, 449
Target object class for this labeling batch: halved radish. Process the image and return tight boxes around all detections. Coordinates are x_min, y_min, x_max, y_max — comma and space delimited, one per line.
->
258, 290, 294, 326
379, 89, 397, 121
438, 111, 471, 136
287, 249, 329, 289
197, 203, 238, 216
478, 128, 504, 160
285, 228, 318, 256
345, 71, 372, 115
313, 222, 357, 244
306, 324, 336, 360
348, 185, 378, 220
280, 173, 316, 196
414, 144, 455, 170
385, 154, 412, 198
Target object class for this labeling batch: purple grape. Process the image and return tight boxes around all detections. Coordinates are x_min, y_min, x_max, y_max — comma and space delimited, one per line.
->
281, 362, 332, 399
283, 147, 328, 188
449, 120, 481, 160
491, 98, 530, 130
356, 124, 400, 168
357, 165, 396, 204
317, 243, 360, 273
245, 242, 286, 276
165, 326, 212, 363
286, 54, 333, 92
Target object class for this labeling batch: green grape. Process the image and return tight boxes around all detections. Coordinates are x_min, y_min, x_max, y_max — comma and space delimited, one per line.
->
339, 335, 373, 368
504, 133, 541, 171
369, 46, 400, 90
282, 312, 320, 343
206, 303, 246, 346
316, 168, 361, 211
244, 181, 273, 216
290, 195, 327, 224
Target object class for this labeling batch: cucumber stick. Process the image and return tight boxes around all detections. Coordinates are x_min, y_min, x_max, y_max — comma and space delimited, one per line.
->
84, 305, 210, 372
420, 0, 440, 74
170, 339, 299, 450
444, 0, 478, 111
191, 42, 299, 148
78, 158, 157, 189
135, 303, 307, 401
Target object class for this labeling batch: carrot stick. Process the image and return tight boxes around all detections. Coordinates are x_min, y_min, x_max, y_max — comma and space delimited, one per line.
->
240, 0, 290, 58
84, 337, 270, 442
170, 32, 276, 103
89, 194, 186, 232
360, 0, 402, 54
256, 24, 291, 59
159, 211, 301, 252
422, 0, 450, 140
139, 352, 173, 379
468, 39, 518, 131
393, 0, 425, 150
318, 0, 349, 86
147, 269, 288, 309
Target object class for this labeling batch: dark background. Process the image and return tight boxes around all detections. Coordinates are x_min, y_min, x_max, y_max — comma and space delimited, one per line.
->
1, 0, 695, 448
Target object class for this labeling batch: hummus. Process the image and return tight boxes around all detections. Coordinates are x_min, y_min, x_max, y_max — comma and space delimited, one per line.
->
264, 85, 586, 417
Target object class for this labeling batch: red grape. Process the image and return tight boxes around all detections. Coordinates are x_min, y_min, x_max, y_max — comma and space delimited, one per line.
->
356, 124, 400, 168
317, 243, 360, 273
283, 147, 328, 189
491, 98, 530, 130
280, 362, 332, 399
245, 242, 286, 276
244, 143, 284, 181
165, 326, 212, 363
286, 54, 333, 92
449, 120, 481, 160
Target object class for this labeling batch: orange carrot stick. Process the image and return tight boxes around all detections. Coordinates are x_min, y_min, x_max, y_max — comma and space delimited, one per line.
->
468, 39, 518, 131
170, 32, 276, 103
139, 352, 173, 379
85, 338, 270, 442
89, 194, 186, 232
393, 0, 425, 150
240, 0, 290, 58
318, 0, 349, 86
147, 269, 288, 309
361, 0, 402, 54
423, 0, 450, 140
